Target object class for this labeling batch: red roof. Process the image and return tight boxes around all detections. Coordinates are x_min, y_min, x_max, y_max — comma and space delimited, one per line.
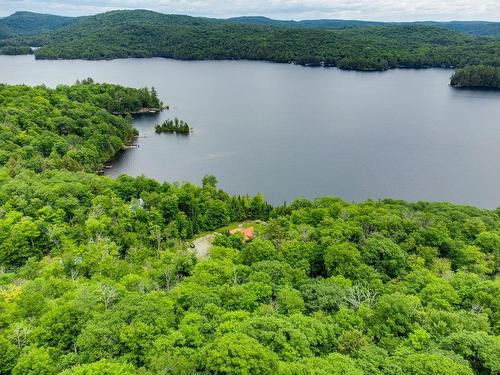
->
229, 226, 255, 241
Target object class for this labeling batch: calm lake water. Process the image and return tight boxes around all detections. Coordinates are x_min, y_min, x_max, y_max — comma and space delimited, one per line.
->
1, 55, 500, 208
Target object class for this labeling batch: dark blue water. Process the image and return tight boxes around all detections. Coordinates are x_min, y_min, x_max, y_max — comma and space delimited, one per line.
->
1, 55, 500, 207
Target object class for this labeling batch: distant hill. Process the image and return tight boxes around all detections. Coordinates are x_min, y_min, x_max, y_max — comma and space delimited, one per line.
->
2, 11, 500, 40
0, 11, 76, 40
228, 16, 500, 37
227, 16, 384, 29
417, 21, 500, 37
2, 10, 500, 72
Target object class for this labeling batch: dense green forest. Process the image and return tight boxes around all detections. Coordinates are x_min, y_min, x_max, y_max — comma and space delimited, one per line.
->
418, 21, 500, 38
0, 11, 75, 40
0, 81, 498, 373
451, 65, 500, 89
2, 11, 500, 43
3, 10, 500, 71
226, 16, 385, 29
0, 45, 33, 55
0, 80, 161, 173
229, 17, 500, 37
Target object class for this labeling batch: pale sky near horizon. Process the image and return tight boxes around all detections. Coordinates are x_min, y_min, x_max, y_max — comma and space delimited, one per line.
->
1, 0, 500, 21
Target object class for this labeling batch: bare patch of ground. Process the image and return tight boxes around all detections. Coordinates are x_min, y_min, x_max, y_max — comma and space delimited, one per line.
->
191, 234, 216, 258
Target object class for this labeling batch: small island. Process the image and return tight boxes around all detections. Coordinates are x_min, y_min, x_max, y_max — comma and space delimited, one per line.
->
155, 117, 191, 135
450, 65, 500, 89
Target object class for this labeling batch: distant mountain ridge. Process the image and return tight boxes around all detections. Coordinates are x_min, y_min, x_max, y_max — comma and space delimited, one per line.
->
0, 11, 76, 39
1, 10, 500, 40
228, 16, 500, 37
2, 10, 500, 72
227, 16, 385, 29
416, 21, 500, 37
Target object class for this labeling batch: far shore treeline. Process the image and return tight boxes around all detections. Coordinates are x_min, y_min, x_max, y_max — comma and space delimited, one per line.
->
1, 10, 500, 74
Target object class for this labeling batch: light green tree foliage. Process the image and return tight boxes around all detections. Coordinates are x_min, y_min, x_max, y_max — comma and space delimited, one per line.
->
202, 174, 218, 188
76, 293, 175, 366
276, 287, 305, 315
12, 347, 56, 375
361, 234, 407, 278
400, 353, 474, 375
442, 331, 500, 374
0, 336, 18, 374
324, 243, 364, 279
241, 238, 281, 264
0, 84, 498, 374
370, 293, 422, 344
278, 353, 364, 375
61, 360, 137, 374
203, 333, 279, 374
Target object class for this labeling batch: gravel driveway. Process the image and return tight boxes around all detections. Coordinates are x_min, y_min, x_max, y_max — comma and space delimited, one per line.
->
192, 234, 216, 258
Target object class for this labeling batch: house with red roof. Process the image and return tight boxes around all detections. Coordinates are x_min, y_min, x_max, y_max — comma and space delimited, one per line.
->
229, 225, 255, 241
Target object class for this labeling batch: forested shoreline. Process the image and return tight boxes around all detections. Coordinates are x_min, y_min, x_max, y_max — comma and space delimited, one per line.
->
451, 66, 500, 89
2, 10, 500, 72
0, 80, 162, 173
0, 81, 498, 374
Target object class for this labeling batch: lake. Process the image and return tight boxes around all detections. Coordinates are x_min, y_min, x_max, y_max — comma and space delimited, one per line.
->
1, 55, 500, 208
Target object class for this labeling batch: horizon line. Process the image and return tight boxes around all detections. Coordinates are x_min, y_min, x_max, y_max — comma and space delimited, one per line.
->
2, 9, 500, 24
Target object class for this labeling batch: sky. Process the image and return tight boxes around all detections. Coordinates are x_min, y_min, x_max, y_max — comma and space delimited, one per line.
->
1, 0, 500, 21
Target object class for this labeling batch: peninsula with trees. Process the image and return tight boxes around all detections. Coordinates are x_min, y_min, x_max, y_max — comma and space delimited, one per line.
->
451, 66, 500, 89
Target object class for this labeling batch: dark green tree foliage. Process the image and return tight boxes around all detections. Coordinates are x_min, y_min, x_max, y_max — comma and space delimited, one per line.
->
0, 11, 75, 41
5, 10, 500, 71
0, 45, 33, 55
0, 83, 498, 374
58, 78, 164, 114
3, 11, 500, 44
229, 17, 500, 37
451, 65, 500, 89
155, 117, 190, 135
